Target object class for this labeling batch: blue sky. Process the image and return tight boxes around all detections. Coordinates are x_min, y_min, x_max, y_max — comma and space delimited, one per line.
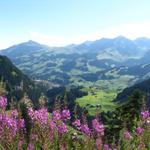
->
0, 0, 150, 48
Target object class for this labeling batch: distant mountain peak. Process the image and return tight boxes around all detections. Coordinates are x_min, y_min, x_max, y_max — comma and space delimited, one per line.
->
135, 37, 150, 41
135, 37, 150, 49
27, 40, 38, 43
28, 40, 36, 43
23, 40, 42, 46
114, 36, 130, 41
0, 40, 51, 57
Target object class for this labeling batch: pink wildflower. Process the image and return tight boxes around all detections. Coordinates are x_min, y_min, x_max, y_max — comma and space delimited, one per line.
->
11, 109, 18, 118
28, 108, 34, 119
80, 124, 91, 136
17, 119, 25, 129
92, 119, 105, 136
72, 119, 81, 130
104, 144, 110, 150
136, 127, 144, 136
27, 142, 34, 150
0, 96, 7, 109
18, 139, 24, 148
34, 108, 49, 124
57, 122, 68, 134
52, 110, 61, 121
141, 111, 149, 120
61, 109, 71, 120
49, 120, 56, 129
96, 138, 102, 149
124, 131, 131, 140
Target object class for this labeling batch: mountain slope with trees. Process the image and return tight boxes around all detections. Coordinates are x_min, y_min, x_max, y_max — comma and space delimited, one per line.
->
114, 78, 150, 109
0, 55, 43, 105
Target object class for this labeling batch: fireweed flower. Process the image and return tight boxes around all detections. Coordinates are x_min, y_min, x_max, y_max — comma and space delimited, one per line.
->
28, 107, 34, 119
34, 108, 49, 124
57, 122, 68, 134
17, 118, 25, 129
92, 119, 104, 136
124, 131, 131, 140
0, 113, 2, 121
72, 119, 81, 130
103, 144, 110, 150
61, 109, 71, 120
18, 139, 24, 148
1, 114, 18, 137
141, 111, 149, 120
28, 108, 49, 124
49, 120, 56, 129
0, 96, 7, 109
11, 109, 18, 118
27, 142, 34, 150
80, 124, 91, 136
136, 127, 144, 136
95, 138, 102, 149
52, 110, 61, 121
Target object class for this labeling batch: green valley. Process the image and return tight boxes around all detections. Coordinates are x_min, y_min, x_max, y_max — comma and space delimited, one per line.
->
76, 88, 117, 115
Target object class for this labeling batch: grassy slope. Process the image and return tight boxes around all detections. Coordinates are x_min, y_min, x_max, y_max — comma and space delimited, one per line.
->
76, 88, 117, 116
74, 71, 134, 116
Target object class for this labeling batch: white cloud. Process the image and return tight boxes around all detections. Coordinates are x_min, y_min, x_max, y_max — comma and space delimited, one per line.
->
1, 22, 150, 49
29, 22, 150, 47
29, 32, 73, 46
99, 22, 150, 39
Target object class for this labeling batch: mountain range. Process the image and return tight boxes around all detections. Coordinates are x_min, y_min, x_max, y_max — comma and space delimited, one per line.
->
1, 36, 150, 107
0, 36, 150, 109
1, 36, 150, 88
